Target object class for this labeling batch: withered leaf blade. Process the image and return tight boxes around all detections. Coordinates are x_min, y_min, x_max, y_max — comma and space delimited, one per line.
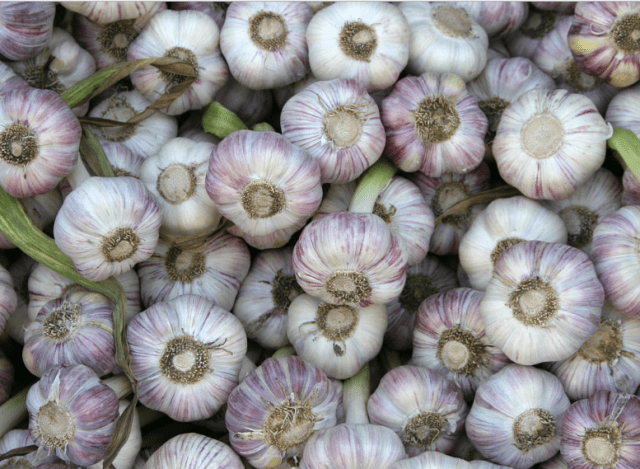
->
0, 445, 38, 462
434, 185, 522, 227
80, 126, 116, 178
102, 397, 138, 469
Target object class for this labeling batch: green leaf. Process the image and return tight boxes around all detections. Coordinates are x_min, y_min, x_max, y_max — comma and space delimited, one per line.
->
203, 101, 248, 139
349, 157, 397, 213
80, 126, 116, 177
608, 127, 640, 175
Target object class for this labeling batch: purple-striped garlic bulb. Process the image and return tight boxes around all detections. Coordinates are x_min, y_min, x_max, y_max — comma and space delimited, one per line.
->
0, 87, 80, 198
307, 2, 409, 92
0, 61, 28, 94
622, 168, 640, 206
101, 141, 145, 179
22, 290, 116, 377
26, 364, 120, 466
226, 356, 340, 468
280, 78, 385, 184
53, 177, 163, 282
214, 75, 273, 127
504, 6, 568, 59
0, 264, 16, 336
287, 293, 387, 380
385, 255, 459, 351
312, 181, 356, 221
606, 81, 640, 169
368, 366, 468, 457
466, 364, 570, 469
233, 246, 304, 350
458, 196, 568, 291
61, 1, 162, 24
493, 89, 612, 200
561, 391, 640, 469
140, 137, 220, 237
390, 451, 475, 469
568, 2, 640, 88
170, 2, 227, 30
0, 2, 55, 60
398, 3, 487, 81
128, 9, 228, 115
206, 130, 322, 250
482, 241, 604, 365
137, 232, 250, 311
221, 2, 312, 90
0, 429, 61, 467
127, 294, 247, 422
382, 73, 488, 177
411, 288, 511, 402
144, 433, 243, 469
292, 211, 408, 308
542, 168, 622, 257
455, 2, 529, 38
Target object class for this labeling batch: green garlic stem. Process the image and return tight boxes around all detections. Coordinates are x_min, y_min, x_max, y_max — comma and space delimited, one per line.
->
343, 364, 370, 425
202, 101, 248, 139
272, 346, 296, 359
0, 386, 31, 438
348, 158, 397, 213
252, 122, 275, 132
608, 126, 640, 175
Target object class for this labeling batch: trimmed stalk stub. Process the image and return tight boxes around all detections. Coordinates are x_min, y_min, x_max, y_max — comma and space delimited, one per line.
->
608, 127, 640, 175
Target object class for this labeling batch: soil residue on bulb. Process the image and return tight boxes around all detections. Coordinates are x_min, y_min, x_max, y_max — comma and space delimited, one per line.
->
315, 303, 359, 357
610, 13, 640, 54
101, 227, 140, 262
491, 237, 525, 267
250, 10, 288, 51
42, 301, 81, 340
432, 182, 472, 228
432, 4, 473, 38
241, 180, 286, 219
582, 421, 622, 467
437, 325, 487, 375
512, 408, 556, 453
559, 205, 598, 248
35, 401, 76, 449
160, 334, 215, 384
325, 270, 372, 304
403, 411, 446, 449
0, 122, 39, 166
165, 246, 206, 283
97, 19, 139, 61
412, 95, 461, 146
508, 276, 559, 326
339, 21, 377, 61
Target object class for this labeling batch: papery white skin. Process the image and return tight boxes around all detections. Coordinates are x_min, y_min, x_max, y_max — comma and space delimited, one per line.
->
561, 391, 640, 469
493, 88, 612, 200
143, 433, 243, 469
0, 87, 80, 199
300, 423, 406, 469
0, 61, 28, 94
128, 9, 228, 115
307, 2, 409, 92
101, 142, 145, 179
140, 137, 221, 237
292, 211, 408, 308
606, 82, 640, 167
411, 288, 512, 402
53, 176, 163, 282
233, 246, 302, 349
287, 294, 387, 380
591, 206, 640, 318
171, 2, 227, 29
548, 303, 640, 401
9, 28, 96, 116
61, 1, 161, 24
458, 196, 568, 291
389, 451, 469, 469
385, 255, 459, 351
0, 264, 17, 336
281, 78, 385, 184
27, 364, 120, 466
88, 90, 178, 158
542, 168, 622, 257
23, 291, 116, 377
221, 2, 312, 90
0, 2, 55, 60
137, 233, 250, 311
227, 222, 306, 251
368, 366, 468, 457
0, 430, 61, 468
482, 241, 604, 365
28, 262, 140, 324
214, 75, 273, 127
226, 356, 339, 468
87, 400, 141, 469
5, 254, 37, 344
313, 181, 356, 221
622, 168, 640, 206
127, 294, 247, 422
0, 349, 12, 406
399, 3, 488, 81
466, 364, 570, 469
532, 16, 620, 115
411, 162, 491, 256
382, 73, 488, 177
503, 9, 568, 59
205, 130, 322, 238
455, 2, 528, 38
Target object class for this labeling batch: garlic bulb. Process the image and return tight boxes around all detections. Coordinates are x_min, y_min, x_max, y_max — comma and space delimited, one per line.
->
382, 72, 488, 177
622, 168, 640, 206
568, 2, 640, 88
0, 87, 81, 198
307, 2, 409, 92
481, 241, 604, 365
287, 293, 387, 380
389, 451, 472, 469
0, 264, 16, 336
548, 303, 640, 401
214, 75, 273, 127
313, 181, 356, 221
102, 141, 145, 179
561, 391, 640, 469
454, 2, 529, 38
171, 2, 227, 30
591, 206, 640, 318
88, 90, 178, 159
368, 366, 468, 457
411, 288, 511, 402
87, 400, 141, 469
0, 61, 28, 94
504, 7, 568, 59
127, 294, 247, 421
0, 2, 55, 61
0, 429, 60, 467
292, 211, 408, 308
385, 255, 459, 351
137, 233, 250, 311
27, 364, 120, 466
226, 356, 340, 469
300, 423, 406, 469
144, 433, 243, 469
53, 177, 163, 282
205, 130, 322, 249
128, 9, 228, 115
280, 78, 385, 184
466, 364, 570, 469
61, 2, 161, 24
458, 196, 568, 291
605, 81, 640, 162
140, 137, 221, 237
220, 2, 312, 90
542, 168, 622, 257
233, 246, 303, 350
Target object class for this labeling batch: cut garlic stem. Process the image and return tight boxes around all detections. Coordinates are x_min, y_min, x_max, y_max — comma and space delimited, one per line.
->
0, 385, 30, 438
104, 374, 132, 399
348, 158, 397, 213
272, 346, 296, 358
343, 364, 370, 425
